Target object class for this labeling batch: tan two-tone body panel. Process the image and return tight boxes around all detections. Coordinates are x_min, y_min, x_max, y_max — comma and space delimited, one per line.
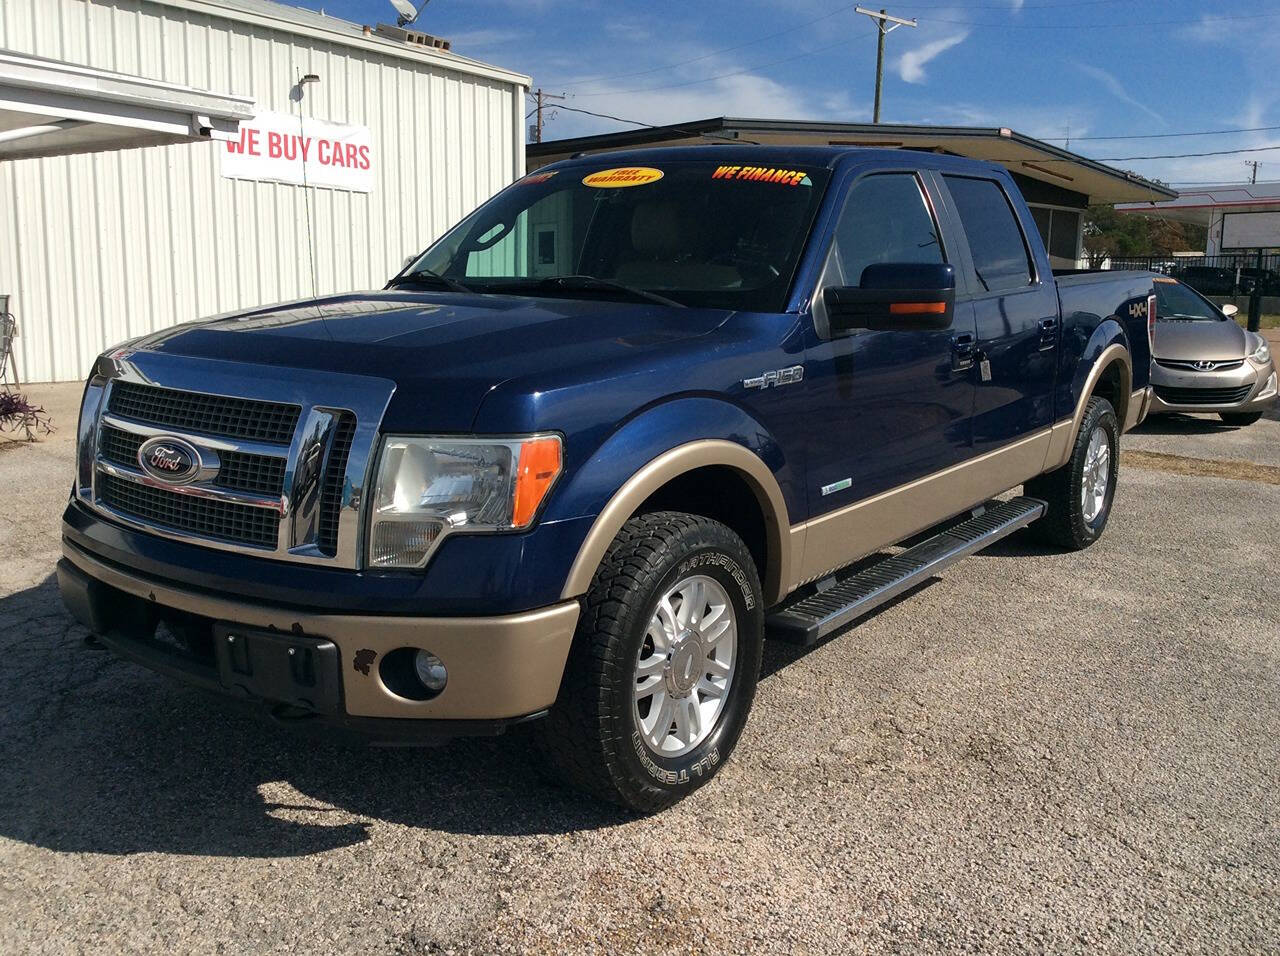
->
62, 540, 580, 721
563, 348, 1138, 605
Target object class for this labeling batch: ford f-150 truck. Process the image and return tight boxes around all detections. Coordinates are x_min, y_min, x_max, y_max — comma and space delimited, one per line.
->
59, 147, 1156, 811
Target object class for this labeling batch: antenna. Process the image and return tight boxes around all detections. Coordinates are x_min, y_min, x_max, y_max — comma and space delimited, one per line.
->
390, 0, 428, 28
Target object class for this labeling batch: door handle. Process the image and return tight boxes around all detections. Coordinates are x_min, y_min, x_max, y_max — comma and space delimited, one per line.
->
951, 332, 975, 372
1038, 317, 1058, 350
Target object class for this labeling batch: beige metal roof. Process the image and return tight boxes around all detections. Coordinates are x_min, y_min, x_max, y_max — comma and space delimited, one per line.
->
1117, 181, 1280, 226
528, 117, 1175, 205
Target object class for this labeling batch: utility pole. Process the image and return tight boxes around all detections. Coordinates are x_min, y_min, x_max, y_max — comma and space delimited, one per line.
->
1245, 160, 1260, 184
531, 88, 565, 144
855, 7, 917, 124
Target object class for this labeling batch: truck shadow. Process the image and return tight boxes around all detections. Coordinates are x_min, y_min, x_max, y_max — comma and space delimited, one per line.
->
0, 575, 631, 858
1129, 414, 1236, 436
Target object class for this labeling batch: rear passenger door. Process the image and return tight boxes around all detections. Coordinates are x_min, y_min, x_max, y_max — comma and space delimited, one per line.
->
940, 175, 1059, 454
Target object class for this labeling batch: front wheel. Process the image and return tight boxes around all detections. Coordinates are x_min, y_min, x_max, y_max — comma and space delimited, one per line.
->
1025, 396, 1119, 551
537, 512, 764, 812
1220, 411, 1263, 426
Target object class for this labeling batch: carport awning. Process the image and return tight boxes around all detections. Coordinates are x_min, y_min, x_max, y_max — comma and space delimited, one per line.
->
0, 49, 254, 161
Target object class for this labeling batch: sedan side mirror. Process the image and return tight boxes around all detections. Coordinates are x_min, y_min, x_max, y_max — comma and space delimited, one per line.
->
1221, 303, 1239, 318
824, 262, 956, 335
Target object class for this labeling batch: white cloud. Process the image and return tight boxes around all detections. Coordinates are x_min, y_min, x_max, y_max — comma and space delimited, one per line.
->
896, 32, 969, 84
1074, 62, 1166, 127
1010, 0, 1025, 9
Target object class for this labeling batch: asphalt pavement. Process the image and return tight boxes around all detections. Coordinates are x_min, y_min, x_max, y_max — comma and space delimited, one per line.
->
2, 385, 1277, 953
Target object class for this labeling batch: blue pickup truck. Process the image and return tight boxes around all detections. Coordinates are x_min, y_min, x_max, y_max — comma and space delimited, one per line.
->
59, 147, 1156, 811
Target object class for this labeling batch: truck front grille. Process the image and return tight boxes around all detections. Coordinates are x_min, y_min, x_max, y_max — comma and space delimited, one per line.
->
318, 413, 356, 555
98, 423, 288, 497
85, 361, 387, 569
99, 473, 280, 548
1154, 384, 1253, 406
108, 380, 300, 445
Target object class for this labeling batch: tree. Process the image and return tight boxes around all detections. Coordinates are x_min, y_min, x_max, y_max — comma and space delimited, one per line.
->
1082, 204, 1207, 266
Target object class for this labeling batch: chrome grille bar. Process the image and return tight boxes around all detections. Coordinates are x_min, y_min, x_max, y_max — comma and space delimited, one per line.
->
79, 350, 396, 569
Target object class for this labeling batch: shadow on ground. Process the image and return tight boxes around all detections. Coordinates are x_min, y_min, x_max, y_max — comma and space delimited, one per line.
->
4, 567, 927, 857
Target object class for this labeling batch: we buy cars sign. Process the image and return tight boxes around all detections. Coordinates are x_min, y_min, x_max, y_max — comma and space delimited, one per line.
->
220, 110, 373, 193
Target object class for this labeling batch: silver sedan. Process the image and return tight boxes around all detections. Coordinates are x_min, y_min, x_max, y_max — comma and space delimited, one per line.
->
1148, 278, 1277, 426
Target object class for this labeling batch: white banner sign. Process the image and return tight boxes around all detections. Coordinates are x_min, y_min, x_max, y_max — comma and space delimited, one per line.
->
220, 110, 374, 193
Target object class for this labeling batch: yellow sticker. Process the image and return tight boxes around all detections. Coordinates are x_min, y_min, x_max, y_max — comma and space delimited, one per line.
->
582, 166, 664, 188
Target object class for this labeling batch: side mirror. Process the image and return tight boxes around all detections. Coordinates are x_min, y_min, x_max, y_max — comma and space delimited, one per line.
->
1221, 303, 1239, 318
823, 263, 956, 335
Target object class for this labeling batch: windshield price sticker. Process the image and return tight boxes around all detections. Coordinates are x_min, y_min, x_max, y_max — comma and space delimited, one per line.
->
711, 165, 813, 187
582, 167, 665, 188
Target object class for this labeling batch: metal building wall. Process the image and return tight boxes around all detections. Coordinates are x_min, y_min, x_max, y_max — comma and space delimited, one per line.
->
0, 0, 526, 382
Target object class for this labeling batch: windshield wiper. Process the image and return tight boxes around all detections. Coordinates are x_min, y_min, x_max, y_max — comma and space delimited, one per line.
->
387, 268, 473, 294
536, 275, 686, 309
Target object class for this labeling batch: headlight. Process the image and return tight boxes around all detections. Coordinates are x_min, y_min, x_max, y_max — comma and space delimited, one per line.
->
368, 434, 562, 568
1247, 337, 1271, 368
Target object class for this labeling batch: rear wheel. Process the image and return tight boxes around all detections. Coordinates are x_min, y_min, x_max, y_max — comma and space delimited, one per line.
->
1219, 411, 1263, 426
537, 512, 764, 812
1025, 396, 1119, 551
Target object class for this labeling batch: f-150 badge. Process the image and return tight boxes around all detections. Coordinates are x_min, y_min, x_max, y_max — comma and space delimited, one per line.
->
743, 365, 804, 390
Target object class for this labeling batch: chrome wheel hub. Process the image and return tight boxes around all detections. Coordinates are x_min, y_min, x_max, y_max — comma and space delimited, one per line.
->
1081, 425, 1111, 524
633, 574, 737, 757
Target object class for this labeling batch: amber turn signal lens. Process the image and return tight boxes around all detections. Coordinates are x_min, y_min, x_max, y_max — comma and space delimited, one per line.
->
512, 437, 562, 528
888, 301, 947, 315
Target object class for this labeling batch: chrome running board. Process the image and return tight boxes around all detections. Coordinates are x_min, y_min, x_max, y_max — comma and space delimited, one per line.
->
766, 496, 1046, 646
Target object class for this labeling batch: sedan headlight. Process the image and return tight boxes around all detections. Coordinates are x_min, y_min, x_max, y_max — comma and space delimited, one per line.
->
1247, 337, 1271, 368
368, 434, 562, 568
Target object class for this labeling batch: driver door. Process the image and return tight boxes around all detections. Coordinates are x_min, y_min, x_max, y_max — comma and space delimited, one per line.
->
802, 170, 977, 524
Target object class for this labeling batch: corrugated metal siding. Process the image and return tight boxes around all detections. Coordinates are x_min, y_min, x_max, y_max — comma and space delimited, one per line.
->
0, 0, 525, 382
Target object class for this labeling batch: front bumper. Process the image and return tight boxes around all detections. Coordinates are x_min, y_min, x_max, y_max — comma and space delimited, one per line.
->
58, 537, 580, 737
1149, 360, 1278, 414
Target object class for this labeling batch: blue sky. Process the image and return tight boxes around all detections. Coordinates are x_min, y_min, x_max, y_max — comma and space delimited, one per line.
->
295, 0, 1280, 187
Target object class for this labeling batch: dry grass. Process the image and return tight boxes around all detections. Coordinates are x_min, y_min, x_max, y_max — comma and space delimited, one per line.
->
1122, 449, 1280, 486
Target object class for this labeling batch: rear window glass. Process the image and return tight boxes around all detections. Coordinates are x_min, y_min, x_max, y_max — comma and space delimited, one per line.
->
943, 175, 1034, 293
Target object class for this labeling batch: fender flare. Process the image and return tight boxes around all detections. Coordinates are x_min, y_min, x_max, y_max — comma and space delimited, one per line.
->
560, 440, 792, 606
1046, 339, 1132, 471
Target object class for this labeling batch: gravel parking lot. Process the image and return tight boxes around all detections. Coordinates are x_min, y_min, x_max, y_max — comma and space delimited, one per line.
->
3, 385, 1278, 953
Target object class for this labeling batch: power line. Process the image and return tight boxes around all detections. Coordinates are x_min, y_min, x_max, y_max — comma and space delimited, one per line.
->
566, 30, 875, 98
541, 102, 759, 144
1032, 144, 1280, 163
909, 10, 1280, 29
554, 0, 1133, 90
1041, 124, 1280, 143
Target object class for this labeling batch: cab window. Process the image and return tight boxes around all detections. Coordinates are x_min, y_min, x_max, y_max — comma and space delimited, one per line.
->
830, 173, 945, 285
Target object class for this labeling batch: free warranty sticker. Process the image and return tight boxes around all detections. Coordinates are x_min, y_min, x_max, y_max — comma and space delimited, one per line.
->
581, 167, 664, 188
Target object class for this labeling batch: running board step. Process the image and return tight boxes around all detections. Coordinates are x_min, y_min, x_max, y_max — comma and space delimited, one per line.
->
765, 496, 1046, 646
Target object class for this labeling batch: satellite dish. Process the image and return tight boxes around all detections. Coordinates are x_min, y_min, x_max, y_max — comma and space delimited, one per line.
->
390, 0, 420, 26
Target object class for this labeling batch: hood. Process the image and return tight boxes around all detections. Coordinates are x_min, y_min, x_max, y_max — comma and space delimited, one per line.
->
1152, 319, 1249, 362
132, 291, 732, 430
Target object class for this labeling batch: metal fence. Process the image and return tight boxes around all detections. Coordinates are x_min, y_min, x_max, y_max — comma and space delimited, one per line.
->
1103, 254, 1280, 296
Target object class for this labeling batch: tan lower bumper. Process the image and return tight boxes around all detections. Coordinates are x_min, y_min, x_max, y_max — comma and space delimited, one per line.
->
62, 544, 580, 721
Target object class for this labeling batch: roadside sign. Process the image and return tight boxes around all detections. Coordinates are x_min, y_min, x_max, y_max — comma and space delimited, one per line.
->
1221, 211, 1280, 250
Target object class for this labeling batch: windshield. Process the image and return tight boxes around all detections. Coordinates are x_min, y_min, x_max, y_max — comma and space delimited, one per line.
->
406, 161, 832, 311
1154, 279, 1225, 322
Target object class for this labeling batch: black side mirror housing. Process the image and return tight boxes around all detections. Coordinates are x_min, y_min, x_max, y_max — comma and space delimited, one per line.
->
824, 262, 956, 335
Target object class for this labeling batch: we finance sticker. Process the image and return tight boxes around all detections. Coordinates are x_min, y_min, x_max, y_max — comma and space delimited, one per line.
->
582, 167, 664, 188
712, 165, 812, 187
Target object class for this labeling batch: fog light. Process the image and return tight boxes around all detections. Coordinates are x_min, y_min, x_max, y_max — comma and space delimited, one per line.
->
414, 650, 448, 693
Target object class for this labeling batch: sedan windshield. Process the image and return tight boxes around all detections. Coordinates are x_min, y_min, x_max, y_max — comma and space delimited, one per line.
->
1154, 278, 1226, 321
404, 161, 832, 311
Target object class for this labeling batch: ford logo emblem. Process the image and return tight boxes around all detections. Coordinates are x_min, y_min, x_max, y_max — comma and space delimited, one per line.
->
137, 436, 202, 484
